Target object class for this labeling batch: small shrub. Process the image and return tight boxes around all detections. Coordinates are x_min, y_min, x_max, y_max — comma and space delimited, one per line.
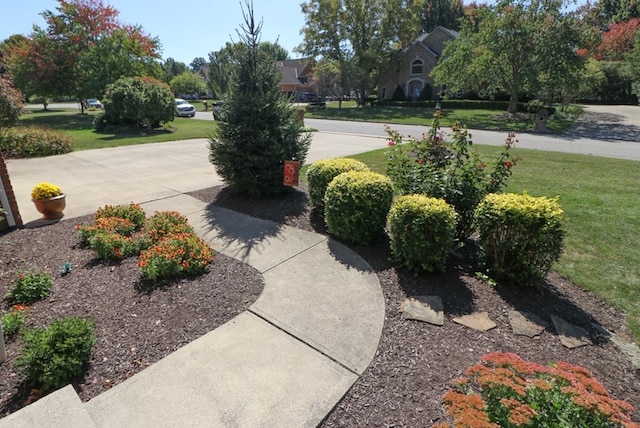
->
0, 126, 73, 158
324, 170, 394, 244
1, 307, 27, 337
475, 193, 565, 285
388, 195, 457, 273
437, 352, 638, 428
77, 216, 137, 245
144, 211, 194, 242
138, 232, 214, 282
15, 317, 95, 392
391, 85, 406, 101
386, 113, 520, 240
306, 158, 370, 208
88, 231, 145, 261
94, 203, 146, 229
6, 271, 53, 305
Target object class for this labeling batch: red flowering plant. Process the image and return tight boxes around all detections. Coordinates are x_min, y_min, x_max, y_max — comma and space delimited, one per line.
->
385, 112, 520, 240
137, 232, 214, 282
436, 352, 639, 428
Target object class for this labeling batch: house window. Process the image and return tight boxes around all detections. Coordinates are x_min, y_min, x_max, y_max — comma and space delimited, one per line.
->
411, 59, 423, 75
382, 87, 387, 99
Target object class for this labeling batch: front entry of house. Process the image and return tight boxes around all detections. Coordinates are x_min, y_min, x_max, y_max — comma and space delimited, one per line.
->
409, 81, 422, 100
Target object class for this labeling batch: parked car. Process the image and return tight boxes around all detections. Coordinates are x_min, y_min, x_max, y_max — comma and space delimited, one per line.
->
175, 98, 196, 117
212, 102, 224, 120
85, 98, 103, 109
303, 93, 326, 110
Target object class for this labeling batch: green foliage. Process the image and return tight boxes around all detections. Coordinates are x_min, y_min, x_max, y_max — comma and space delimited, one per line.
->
138, 232, 214, 282
208, 5, 310, 197
306, 158, 370, 208
144, 211, 194, 242
87, 231, 146, 261
15, 317, 95, 392
78, 203, 148, 260
6, 270, 53, 305
169, 71, 206, 97
388, 195, 457, 273
441, 352, 637, 428
386, 113, 520, 240
431, 0, 587, 112
95, 203, 146, 229
101, 76, 175, 129
0, 126, 73, 158
0, 72, 25, 126
324, 170, 394, 244
2, 309, 26, 337
475, 192, 565, 286
391, 85, 406, 101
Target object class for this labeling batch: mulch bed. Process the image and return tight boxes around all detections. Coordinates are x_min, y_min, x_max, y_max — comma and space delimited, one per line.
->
1, 184, 639, 425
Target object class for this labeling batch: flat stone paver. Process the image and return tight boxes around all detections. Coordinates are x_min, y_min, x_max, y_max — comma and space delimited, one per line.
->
453, 312, 497, 332
551, 315, 592, 349
400, 296, 444, 326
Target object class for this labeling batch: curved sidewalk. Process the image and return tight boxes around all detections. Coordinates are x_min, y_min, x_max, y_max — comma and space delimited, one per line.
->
0, 193, 386, 427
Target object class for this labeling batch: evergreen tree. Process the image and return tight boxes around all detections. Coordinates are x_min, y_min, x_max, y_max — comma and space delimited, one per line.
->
208, 1, 310, 197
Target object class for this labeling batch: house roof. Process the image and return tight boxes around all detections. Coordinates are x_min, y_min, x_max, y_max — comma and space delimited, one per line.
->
413, 26, 458, 57
275, 58, 313, 86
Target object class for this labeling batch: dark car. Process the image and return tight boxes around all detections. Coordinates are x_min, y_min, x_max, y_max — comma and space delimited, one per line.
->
301, 93, 326, 109
85, 98, 103, 109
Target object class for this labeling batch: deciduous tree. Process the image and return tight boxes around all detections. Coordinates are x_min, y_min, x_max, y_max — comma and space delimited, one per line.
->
169, 72, 206, 97
299, 0, 422, 106
431, 0, 587, 112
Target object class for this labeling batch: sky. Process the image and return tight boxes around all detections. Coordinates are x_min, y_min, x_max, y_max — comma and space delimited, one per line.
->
1, 0, 308, 65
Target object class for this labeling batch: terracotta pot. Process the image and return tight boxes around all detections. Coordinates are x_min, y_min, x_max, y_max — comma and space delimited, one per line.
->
32, 194, 66, 220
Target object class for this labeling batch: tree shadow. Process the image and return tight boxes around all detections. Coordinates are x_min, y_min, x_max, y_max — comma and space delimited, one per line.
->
558, 111, 640, 143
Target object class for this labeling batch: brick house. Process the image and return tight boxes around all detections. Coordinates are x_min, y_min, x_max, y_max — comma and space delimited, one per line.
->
275, 58, 317, 101
377, 27, 458, 101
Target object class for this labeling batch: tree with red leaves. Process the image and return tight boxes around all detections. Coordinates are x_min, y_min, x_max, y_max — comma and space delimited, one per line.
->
593, 17, 640, 61
3, 0, 160, 111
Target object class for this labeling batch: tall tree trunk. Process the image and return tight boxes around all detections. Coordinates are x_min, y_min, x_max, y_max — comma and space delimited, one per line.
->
508, 92, 519, 114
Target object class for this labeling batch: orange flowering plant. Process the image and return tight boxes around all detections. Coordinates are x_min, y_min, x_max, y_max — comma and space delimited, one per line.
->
137, 232, 214, 282
436, 352, 639, 428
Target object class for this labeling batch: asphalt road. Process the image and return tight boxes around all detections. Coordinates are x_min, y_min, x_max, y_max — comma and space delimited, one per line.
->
28, 102, 640, 161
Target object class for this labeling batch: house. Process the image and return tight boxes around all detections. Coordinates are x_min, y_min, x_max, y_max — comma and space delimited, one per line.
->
275, 58, 317, 101
377, 27, 458, 101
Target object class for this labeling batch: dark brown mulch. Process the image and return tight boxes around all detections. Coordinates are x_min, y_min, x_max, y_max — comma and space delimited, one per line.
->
1, 184, 639, 425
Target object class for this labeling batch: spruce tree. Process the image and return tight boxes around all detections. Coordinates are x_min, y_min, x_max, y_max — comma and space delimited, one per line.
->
208, 1, 311, 197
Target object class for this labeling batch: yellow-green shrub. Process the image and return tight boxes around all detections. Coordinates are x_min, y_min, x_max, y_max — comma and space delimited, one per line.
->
306, 158, 369, 208
0, 126, 73, 158
475, 193, 564, 285
388, 195, 457, 273
324, 170, 393, 244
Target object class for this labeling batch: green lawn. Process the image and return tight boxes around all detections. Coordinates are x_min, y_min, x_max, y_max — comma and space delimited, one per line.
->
344, 145, 640, 342
19, 108, 217, 150
306, 101, 580, 133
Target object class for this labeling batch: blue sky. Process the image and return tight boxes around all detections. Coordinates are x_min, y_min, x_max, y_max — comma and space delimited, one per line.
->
1, 0, 308, 65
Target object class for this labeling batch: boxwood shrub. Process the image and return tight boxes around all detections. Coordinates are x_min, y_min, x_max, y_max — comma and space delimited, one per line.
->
475, 192, 565, 285
324, 170, 393, 244
15, 317, 95, 392
388, 195, 457, 273
306, 158, 370, 209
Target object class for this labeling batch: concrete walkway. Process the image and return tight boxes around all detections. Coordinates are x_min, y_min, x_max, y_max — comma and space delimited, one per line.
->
1, 138, 386, 427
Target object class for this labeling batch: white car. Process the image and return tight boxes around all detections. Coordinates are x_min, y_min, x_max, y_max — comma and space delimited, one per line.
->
175, 98, 196, 117
86, 98, 103, 109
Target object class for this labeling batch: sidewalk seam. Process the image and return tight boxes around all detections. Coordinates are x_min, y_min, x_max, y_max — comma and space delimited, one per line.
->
247, 309, 360, 377
260, 236, 328, 274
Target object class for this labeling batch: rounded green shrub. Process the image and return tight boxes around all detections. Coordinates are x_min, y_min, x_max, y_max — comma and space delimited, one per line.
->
388, 194, 457, 273
324, 170, 394, 244
306, 158, 370, 209
0, 127, 73, 158
15, 317, 95, 392
475, 192, 565, 285
6, 270, 53, 305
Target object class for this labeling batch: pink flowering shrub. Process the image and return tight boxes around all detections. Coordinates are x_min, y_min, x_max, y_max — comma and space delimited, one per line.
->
435, 352, 639, 428
386, 112, 520, 240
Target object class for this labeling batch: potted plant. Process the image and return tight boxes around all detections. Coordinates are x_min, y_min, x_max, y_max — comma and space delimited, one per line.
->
31, 182, 66, 220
